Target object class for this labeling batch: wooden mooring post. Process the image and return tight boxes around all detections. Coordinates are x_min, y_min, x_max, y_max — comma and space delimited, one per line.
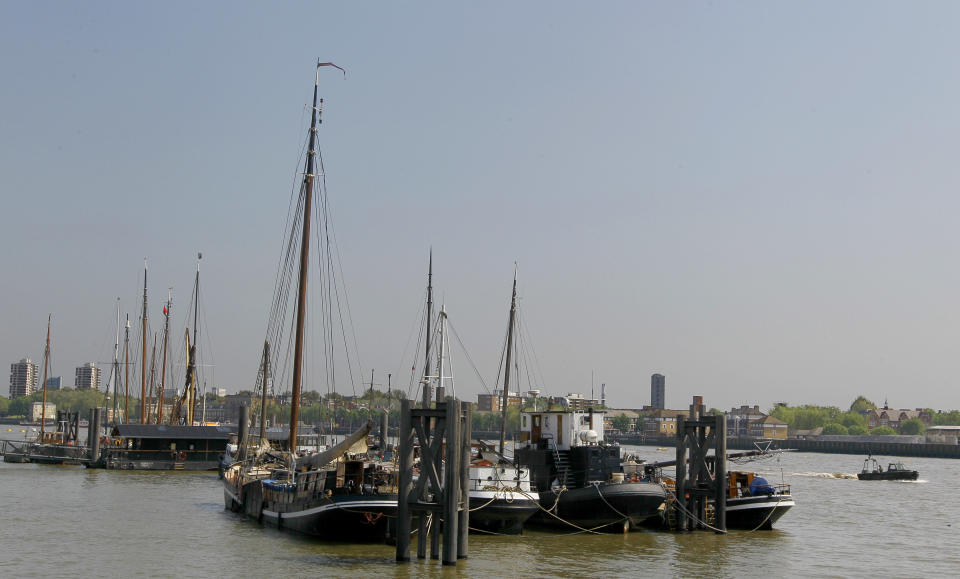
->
674, 395, 727, 533
396, 398, 470, 566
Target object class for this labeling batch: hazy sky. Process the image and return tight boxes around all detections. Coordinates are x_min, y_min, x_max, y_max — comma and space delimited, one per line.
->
3, 2, 960, 412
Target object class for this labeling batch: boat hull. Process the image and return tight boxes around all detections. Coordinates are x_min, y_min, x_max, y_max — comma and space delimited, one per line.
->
225, 477, 399, 542
725, 494, 794, 530
857, 471, 918, 481
529, 482, 666, 531
468, 490, 539, 534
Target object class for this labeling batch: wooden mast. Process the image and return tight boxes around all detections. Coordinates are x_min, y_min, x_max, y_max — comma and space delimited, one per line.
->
499, 265, 518, 457
124, 314, 130, 424
421, 251, 433, 410
111, 298, 120, 425
288, 64, 323, 453
157, 292, 171, 424
259, 340, 270, 443
39, 314, 51, 439
147, 334, 157, 423
140, 260, 148, 423
187, 254, 201, 425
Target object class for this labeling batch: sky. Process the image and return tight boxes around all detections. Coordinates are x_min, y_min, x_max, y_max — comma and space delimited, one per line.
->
3, 2, 960, 412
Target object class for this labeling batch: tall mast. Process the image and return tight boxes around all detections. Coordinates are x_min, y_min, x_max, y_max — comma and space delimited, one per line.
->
147, 334, 157, 423
157, 292, 171, 424
499, 265, 518, 457
289, 64, 323, 453
111, 298, 120, 425
140, 259, 148, 424
124, 314, 130, 424
259, 341, 270, 443
421, 251, 433, 410
39, 314, 51, 439
436, 306, 447, 399
188, 253, 201, 426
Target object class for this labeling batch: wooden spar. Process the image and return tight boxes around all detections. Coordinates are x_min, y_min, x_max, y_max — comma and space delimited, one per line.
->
183, 328, 194, 425
499, 265, 518, 456
157, 293, 170, 424
288, 65, 322, 453
124, 314, 130, 424
39, 314, 51, 438
147, 334, 157, 422
259, 340, 270, 443
140, 261, 148, 424
111, 298, 121, 425
421, 251, 433, 410
188, 254, 201, 426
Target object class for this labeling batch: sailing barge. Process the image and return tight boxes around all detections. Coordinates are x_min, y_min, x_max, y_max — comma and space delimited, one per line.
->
222, 63, 399, 542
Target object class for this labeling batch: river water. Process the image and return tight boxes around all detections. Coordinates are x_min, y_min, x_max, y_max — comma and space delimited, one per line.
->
1, 444, 956, 578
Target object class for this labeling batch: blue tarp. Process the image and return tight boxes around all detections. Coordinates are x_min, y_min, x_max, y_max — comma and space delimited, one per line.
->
749, 477, 776, 495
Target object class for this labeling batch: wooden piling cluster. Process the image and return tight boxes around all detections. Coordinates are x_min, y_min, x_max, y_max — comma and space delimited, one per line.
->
396, 398, 472, 566
674, 395, 727, 533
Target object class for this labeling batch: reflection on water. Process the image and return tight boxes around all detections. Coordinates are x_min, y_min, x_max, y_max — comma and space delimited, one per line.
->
1, 446, 958, 577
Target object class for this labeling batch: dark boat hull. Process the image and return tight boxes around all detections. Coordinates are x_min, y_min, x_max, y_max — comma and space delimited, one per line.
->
529, 482, 666, 531
225, 478, 399, 542
468, 492, 539, 534
857, 471, 918, 481
725, 494, 794, 530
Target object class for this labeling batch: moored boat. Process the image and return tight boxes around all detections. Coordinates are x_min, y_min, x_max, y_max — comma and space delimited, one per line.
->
467, 448, 539, 534
724, 471, 794, 530
516, 408, 666, 532
222, 62, 399, 543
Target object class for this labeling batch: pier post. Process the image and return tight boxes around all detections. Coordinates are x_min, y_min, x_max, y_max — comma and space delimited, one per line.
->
442, 399, 460, 565
714, 414, 727, 533
88, 408, 102, 463
396, 399, 414, 562
395, 397, 468, 566
458, 402, 471, 559
675, 396, 727, 533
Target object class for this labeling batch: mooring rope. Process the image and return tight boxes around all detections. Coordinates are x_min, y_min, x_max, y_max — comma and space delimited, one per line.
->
662, 485, 727, 534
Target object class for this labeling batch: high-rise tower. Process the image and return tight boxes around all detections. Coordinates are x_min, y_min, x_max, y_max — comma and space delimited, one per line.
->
651, 373, 665, 410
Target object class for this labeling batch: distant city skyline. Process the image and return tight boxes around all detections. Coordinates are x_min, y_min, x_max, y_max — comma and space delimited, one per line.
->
4, 3, 960, 411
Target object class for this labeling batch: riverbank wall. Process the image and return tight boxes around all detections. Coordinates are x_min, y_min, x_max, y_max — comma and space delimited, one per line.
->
612, 434, 960, 459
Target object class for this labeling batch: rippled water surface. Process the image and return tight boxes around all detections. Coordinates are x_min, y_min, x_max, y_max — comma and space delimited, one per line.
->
1, 445, 957, 577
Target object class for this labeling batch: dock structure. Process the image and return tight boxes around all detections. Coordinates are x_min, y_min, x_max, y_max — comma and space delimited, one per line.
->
396, 398, 471, 566
674, 396, 727, 533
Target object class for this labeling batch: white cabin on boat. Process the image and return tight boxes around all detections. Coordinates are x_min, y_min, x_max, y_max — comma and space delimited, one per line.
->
519, 409, 605, 451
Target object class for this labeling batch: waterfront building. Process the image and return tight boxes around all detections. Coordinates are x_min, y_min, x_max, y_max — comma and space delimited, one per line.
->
45, 376, 63, 390
642, 408, 687, 436
74, 363, 101, 390
561, 392, 600, 411
651, 373, 665, 410
9, 358, 38, 398
726, 405, 767, 437
865, 406, 932, 430
748, 415, 788, 439
477, 390, 523, 412
604, 409, 640, 432
30, 402, 56, 422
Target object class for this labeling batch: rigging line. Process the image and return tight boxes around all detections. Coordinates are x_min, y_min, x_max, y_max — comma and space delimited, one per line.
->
517, 309, 547, 393
492, 317, 510, 395
317, 150, 364, 397
405, 292, 428, 401
445, 317, 492, 395
396, 292, 426, 398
